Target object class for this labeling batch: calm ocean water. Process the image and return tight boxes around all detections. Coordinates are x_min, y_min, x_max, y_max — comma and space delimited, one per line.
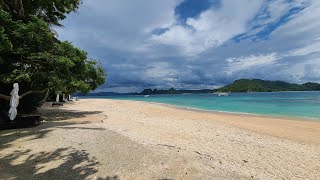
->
83, 92, 320, 120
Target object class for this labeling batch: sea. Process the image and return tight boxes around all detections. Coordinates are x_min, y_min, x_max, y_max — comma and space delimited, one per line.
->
82, 91, 320, 120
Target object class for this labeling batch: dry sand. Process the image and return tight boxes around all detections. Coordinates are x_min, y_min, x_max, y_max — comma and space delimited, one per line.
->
1, 99, 320, 179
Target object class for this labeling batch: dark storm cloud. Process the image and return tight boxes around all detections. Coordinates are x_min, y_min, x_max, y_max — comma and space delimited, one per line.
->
56, 0, 320, 92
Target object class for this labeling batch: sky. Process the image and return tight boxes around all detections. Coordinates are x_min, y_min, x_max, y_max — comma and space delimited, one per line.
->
56, 0, 320, 93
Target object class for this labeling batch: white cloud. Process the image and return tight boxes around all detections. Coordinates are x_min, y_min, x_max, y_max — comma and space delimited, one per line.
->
281, 59, 320, 83
146, 62, 177, 79
56, 0, 182, 52
225, 53, 280, 74
151, 0, 263, 56
55, 0, 320, 92
289, 41, 320, 56
270, 0, 320, 40
254, 0, 309, 26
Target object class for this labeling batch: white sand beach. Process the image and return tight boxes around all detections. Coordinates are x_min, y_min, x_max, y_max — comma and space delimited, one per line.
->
1, 99, 320, 179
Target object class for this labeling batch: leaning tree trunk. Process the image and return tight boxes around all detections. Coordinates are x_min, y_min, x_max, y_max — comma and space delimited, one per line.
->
0, 94, 10, 101
0, 88, 49, 101
40, 89, 50, 104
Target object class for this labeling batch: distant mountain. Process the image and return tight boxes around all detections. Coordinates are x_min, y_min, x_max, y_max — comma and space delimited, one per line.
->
140, 88, 213, 95
76, 92, 137, 96
77, 88, 214, 96
78, 79, 320, 96
216, 79, 320, 92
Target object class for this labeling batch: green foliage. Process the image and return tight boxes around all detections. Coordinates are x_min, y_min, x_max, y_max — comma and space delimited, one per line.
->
1, 0, 81, 26
0, 26, 12, 52
24, 0, 81, 26
0, 2, 106, 113
217, 79, 320, 92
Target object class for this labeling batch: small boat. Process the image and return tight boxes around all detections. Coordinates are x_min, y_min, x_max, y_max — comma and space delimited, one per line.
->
218, 92, 229, 96
144, 95, 150, 97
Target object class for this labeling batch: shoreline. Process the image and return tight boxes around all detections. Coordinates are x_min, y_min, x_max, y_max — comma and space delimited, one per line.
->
146, 101, 320, 122
84, 98, 320, 145
81, 97, 320, 122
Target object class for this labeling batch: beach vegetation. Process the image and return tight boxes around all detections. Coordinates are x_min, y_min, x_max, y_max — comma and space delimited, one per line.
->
0, 1, 106, 113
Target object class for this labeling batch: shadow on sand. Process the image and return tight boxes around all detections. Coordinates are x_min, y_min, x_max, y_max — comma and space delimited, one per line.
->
0, 107, 118, 179
0, 148, 118, 180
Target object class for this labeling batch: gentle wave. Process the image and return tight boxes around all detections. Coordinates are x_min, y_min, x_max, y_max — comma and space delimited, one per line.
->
81, 91, 320, 120
135, 101, 320, 121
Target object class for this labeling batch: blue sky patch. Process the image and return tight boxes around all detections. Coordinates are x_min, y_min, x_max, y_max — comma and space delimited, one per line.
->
233, 1, 310, 43
151, 28, 169, 35
174, 0, 220, 22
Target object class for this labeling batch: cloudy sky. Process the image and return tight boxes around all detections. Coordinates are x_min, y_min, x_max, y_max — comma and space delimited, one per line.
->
56, 0, 320, 93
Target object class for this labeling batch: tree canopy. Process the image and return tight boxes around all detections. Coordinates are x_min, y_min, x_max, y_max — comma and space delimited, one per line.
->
1, 0, 81, 26
0, 1, 106, 113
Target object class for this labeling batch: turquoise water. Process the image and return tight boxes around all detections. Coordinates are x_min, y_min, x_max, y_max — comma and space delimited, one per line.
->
84, 92, 320, 120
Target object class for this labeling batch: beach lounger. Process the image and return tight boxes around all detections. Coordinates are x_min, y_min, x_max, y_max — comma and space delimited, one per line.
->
52, 102, 64, 106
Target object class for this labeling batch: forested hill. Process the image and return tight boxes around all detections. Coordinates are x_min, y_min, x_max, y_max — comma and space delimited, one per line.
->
82, 79, 320, 96
216, 79, 320, 92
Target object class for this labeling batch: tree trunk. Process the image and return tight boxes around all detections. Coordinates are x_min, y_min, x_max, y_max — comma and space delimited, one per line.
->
0, 88, 49, 101
40, 89, 50, 104
2, 0, 25, 18
14, 0, 24, 18
20, 88, 49, 99
0, 94, 10, 101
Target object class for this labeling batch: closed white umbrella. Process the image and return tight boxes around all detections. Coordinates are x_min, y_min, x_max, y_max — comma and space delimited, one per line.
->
56, 94, 59, 102
8, 83, 19, 121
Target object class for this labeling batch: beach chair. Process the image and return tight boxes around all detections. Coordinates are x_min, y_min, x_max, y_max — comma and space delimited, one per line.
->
52, 102, 64, 106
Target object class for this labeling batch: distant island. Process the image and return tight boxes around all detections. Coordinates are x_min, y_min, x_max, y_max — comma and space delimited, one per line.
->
140, 88, 213, 95
216, 79, 320, 92
140, 79, 320, 94
78, 88, 213, 96
79, 79, 320, 96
